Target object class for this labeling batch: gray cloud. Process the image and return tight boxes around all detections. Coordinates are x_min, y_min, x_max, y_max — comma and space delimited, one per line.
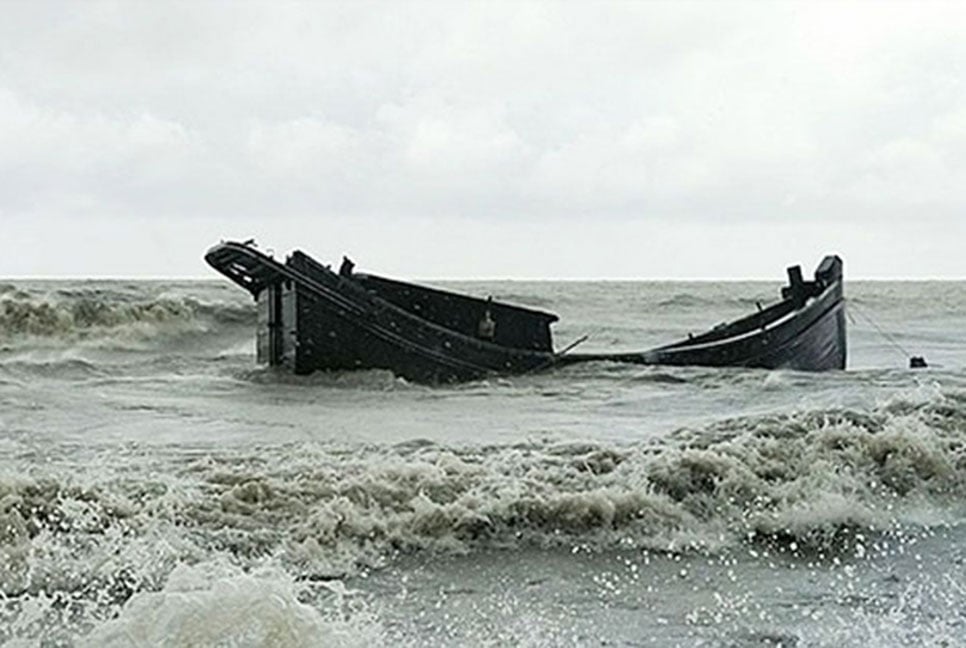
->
1, 2, 964, 277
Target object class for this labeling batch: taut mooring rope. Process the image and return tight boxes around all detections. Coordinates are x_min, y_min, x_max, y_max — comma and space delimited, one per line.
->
848, 298, 926, 367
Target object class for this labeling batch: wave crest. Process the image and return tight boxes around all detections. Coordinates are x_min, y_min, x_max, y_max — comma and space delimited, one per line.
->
3, 391, 964, 588
0, 289, 253, 344
159, 392, 966, 575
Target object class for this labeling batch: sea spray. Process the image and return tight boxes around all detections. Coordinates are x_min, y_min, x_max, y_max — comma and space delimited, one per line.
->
2, 277, 964, 645
3, 393, 964, 605
78, 563, 383, 648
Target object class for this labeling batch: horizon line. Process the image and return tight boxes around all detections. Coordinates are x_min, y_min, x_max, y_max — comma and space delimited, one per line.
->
3, 274, 964, 282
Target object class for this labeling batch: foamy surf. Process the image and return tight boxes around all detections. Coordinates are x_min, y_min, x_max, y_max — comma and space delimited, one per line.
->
0, 281, 253, 354
3, 391, 964, 587
1, 277, 964, 645
76, 565, 383, 648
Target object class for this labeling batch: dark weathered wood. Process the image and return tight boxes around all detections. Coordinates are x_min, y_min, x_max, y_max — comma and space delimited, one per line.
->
564, 257, 846, 371
205, 241, 847, 383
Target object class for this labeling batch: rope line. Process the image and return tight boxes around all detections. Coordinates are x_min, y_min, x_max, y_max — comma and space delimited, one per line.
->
847, 298, 911, 360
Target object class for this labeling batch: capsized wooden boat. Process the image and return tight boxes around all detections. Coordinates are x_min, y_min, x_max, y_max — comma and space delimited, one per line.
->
205, 241, 846, 383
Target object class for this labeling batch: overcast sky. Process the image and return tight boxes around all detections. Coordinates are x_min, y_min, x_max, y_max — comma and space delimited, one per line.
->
1, 1, 964, 278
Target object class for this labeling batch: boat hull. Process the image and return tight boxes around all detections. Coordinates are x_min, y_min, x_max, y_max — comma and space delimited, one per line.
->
205, 242, 558, 383
205, 242, 847, 383
565, 270, 846, 371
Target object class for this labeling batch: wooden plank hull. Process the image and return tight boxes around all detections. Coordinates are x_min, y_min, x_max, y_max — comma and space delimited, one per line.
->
205, 242, 847, 383
205, 242, 557, 383
565, 257, 847, 371
563, 281, 846, 371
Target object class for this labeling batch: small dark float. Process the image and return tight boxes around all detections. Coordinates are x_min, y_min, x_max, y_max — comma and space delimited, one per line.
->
205, 241, 846, 384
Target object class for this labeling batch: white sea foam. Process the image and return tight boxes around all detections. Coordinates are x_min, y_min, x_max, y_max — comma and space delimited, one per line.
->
3, 392, 963, 613
1, 278, 964, 645
81, 563, 383, 648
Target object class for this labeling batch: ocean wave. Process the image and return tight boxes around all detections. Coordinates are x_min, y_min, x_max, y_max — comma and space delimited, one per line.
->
656, 294, 771, 309
237, 367, 412, 391
0, 357, 106, 380
0, 289, 253, 346
2, 389, 964, 628
657, 293, 708, 308
226, 391, 964, 571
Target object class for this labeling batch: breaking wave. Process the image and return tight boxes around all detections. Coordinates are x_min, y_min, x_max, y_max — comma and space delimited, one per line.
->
2, 385, 965, 644
219, 390, 964, 573
79, 565, 383, 648
0, 287, 253, 347
1, 389, 963, 584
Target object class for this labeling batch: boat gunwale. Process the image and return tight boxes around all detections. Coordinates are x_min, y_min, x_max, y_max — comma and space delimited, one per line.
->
655, 283, 841, 354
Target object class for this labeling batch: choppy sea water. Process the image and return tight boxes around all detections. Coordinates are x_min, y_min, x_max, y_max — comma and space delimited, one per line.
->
1, 277, 964, 647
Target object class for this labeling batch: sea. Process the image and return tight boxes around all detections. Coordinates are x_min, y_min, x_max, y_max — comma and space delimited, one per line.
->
1, 277, 965, 647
